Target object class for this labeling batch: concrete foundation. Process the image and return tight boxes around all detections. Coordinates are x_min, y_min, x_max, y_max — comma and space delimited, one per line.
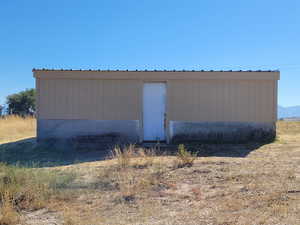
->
169, 121, 276, 143
37, 119, 140, 143
37, 119, 276, 145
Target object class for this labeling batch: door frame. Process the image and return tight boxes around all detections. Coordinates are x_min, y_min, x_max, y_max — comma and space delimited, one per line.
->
139, 81, 169, 143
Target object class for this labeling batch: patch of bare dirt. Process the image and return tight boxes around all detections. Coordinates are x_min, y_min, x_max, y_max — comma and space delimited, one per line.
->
21, 209, 62, 225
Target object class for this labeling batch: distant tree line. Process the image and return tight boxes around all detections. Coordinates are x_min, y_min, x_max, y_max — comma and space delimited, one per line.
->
0, 105, 4, 116
1, 89, 36, 116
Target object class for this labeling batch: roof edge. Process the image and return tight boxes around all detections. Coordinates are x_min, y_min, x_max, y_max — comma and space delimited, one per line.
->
32, 68, 280, 72
33, 69, 280, 80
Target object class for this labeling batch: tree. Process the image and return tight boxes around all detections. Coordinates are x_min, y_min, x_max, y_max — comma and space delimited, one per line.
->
6, 89, 36, 116
0, 105, 3, 116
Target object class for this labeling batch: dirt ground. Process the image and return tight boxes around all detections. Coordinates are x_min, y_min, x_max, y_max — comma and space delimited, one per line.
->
0, 120, 300, 225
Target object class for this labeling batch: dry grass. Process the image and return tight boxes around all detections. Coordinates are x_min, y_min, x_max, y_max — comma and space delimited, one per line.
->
111, 145, 155, 169
0, 118, 300, 224
108, 145, 164, 203
0, 115, 36, 144
0, 198, 20, 225
0, 163, 76, 225
174, 144, 197, 168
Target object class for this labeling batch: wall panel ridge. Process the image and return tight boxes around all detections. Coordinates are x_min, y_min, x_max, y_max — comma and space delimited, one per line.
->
38, 79, 141, 120
168, 79, 276, 123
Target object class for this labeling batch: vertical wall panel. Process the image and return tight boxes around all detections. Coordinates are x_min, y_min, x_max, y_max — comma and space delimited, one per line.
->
247, 81, 255, 122
260, 81, 267, 122
168, 79, 276, 122
97, 80, 102, 119
49, 80, 56, 118
36, 79, 40, 118
229, 80, 236, 121
215, 80, 223, 121
38, 79, 45, 118
37, 76, 276, 123
39, 79, 141, 120
103, 80, 116, 120
273, 81, 278, 121
239, 81, 248, 121
222, 80, 229, 121
89, 80, 97, 120
253, 81, 258, 122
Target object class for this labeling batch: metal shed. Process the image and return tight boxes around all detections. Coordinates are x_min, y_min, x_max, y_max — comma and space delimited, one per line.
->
33, 69, 280, 143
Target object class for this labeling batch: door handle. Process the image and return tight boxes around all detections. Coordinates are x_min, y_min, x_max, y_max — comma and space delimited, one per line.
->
164, 113, 167, 129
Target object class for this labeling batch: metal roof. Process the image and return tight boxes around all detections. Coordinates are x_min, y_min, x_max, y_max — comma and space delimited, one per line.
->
32, 68, 279, 72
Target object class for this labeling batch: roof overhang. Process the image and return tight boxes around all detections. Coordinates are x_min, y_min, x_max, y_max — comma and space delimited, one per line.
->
33, 69, 280, 80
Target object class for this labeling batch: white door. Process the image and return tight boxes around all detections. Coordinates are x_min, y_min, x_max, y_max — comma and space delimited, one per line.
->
143, 83, 166, 141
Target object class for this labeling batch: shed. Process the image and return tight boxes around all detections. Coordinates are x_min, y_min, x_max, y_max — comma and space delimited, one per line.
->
33, 69, 280, 143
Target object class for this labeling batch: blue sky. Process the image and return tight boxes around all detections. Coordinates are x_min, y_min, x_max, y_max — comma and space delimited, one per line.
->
0, 0, 299, 106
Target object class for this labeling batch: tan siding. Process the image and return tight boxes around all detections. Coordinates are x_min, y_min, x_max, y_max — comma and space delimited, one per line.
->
73, 80, 80, 119
259, 81, 268, 122
36, 71, 277, 123
253, 81, 259, 122
230, 80, 237, 121
274, 81, 278, 120
257, 81, 263, 122
103, 80, 117, 120
36, 78, 40, 118
55, 80, 64, 119
247, 81, 256, 122
39, 79, 46, 118
48, 80, 56, 118
168, 79, 276, 123
70, 80, 77, 119
89, 80, 98, 119
38, 79, 141, 120
269, 81, 274, 121
222, 80, 229, 120
215, 80, 222, 121
97, 80, 104, 119
238, 81, 248, 121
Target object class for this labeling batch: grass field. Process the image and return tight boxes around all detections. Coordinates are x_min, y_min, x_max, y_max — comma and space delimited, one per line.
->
0, 115, 36, 144
0, 116, 300, 225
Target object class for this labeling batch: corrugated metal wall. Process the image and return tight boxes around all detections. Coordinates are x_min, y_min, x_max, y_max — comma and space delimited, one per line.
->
36, 75, 277, 123
37, 79, 141, 120
168, 80, 276, 122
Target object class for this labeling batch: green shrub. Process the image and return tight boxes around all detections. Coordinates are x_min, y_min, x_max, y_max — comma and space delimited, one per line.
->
175, 144, 197, 168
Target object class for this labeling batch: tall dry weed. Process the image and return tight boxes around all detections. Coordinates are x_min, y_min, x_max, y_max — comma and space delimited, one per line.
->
111, 145, 135, 169
0, 193, 20, 225
111, 145, 155, 169
0, 115, 36, 144
0, 163, 76, 222
110, 145, 166, 203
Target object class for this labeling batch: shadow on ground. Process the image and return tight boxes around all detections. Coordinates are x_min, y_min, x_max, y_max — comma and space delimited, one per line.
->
180, 142, 268, 157
0, 137, 270, 168
0, 138, 110, 168
142, 141, 268, 158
